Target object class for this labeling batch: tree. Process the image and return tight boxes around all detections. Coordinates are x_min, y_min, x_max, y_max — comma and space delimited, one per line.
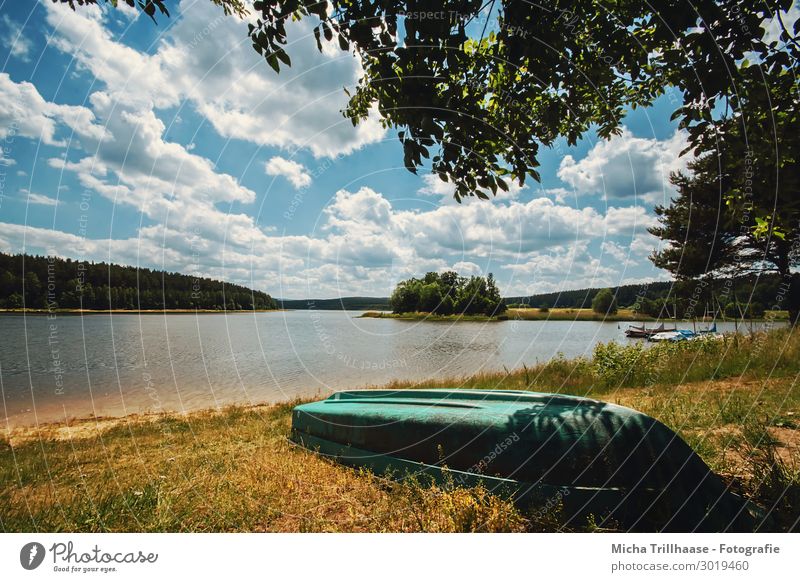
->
649, 65, 800, 324
63, 1, 795, 202
419, 283, 443, 312
724, 302, 740, 319
592, 288, 617, 315
649, 156, 741, 281
6, 293, 23, 308
389, 271, 505, 315
389, 278, 421, 313
23, 272, 42, 308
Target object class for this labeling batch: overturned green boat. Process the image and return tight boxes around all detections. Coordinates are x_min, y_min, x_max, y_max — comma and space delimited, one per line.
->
291, 389, 758, 531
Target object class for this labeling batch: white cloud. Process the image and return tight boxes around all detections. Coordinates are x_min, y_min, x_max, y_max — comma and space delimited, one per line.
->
22, 190, 59, 207
629, 232, 661, 257
603, 205, 657, 235
449, 261, 482, 276
0, 73, 107, 146
601, 241, 628, 262
44, 0, 385, 158
419, 173, 526, 203
1, 2, 672, 298
265, 156, 312, 189
504, 242, 619, 294
557, 129, 689, 201
1, 15, 33, 62
0, 183, 659, 297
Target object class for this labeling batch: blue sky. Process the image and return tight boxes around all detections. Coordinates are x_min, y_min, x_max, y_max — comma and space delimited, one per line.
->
0, 0, 717, 298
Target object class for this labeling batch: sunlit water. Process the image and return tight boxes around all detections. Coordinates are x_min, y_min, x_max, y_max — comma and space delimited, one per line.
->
0, 311, 772, 427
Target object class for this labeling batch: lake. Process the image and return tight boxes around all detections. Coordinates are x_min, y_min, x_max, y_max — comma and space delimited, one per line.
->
0, 311, 767, 427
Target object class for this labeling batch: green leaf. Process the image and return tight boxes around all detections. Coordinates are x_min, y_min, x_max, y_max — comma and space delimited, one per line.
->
266, 52, 280, 73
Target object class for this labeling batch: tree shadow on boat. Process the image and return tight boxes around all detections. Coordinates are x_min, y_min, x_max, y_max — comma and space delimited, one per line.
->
500, 400, 760, 532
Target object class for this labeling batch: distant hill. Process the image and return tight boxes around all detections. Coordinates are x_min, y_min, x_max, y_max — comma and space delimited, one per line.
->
277, 297, 390, 310
506, 282, 675, 309
0, 252, 277, 311
507, 274, 786, 317
280, 275, 781, 314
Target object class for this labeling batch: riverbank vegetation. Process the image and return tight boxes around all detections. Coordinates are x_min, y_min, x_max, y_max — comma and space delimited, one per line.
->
362, 307, 788, 323
360, 311, 504, 321
0, 253, 277, 311
3, 327, 798, 532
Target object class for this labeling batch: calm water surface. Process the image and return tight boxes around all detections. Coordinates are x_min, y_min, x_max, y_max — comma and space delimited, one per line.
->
0, 311, 763, 426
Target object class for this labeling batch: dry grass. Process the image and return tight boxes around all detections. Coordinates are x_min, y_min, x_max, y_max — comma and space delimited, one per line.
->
506, 307, 654, 321
0, 402, 526, 532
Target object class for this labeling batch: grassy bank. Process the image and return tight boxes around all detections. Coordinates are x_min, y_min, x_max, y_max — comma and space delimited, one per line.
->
360, 311, 502, 321
2, 328, 798, 532
362, 307, 789, 322
507, 307, 653, 321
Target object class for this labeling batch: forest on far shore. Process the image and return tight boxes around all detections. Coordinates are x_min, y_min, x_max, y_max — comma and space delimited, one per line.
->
509, 274, 790, 319
0, 253, 277, 311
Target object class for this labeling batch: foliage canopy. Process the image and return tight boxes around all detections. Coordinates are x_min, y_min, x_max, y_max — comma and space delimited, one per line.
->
390, 271, 505, 315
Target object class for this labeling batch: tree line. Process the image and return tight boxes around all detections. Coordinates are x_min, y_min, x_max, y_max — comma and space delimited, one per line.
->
508, 274, 789, 319
0, 253, 277, 311
390, 271, 505, 316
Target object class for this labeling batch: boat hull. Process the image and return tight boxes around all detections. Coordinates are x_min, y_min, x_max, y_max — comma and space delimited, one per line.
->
291, 389, 756, 531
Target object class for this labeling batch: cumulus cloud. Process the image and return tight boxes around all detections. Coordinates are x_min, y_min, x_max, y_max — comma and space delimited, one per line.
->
450, 261, 483, 276
0, 73, 107, 146
0, 183, 658, 297
419, 173, 526, 203
1, 15, 33, 62
557, 129, 689, 201
630, 232, 662, 257
44, 0, 385, 157
265, 156, 312, 189
601, 241, 628, 262
504, 242, 619, 294
22, 190, 59, 207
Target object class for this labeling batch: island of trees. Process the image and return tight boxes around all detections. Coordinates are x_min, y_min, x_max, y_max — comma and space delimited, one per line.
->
0, 253, 277, 311
389, 271, 505, 316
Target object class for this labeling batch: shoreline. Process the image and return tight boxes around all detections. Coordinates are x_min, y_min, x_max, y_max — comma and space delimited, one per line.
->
361, 307, 788, 323
0, 308, 286, 315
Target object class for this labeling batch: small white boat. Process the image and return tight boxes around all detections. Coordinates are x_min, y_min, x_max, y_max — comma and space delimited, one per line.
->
649, 329, 697, 342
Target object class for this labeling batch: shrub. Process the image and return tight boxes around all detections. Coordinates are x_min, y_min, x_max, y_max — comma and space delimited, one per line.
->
592, 288, 617, 315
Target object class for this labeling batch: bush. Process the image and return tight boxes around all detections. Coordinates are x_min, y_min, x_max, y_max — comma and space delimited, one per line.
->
591, 288, 617, 315
748, 301, 765, 318
725, 302, 741, 318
